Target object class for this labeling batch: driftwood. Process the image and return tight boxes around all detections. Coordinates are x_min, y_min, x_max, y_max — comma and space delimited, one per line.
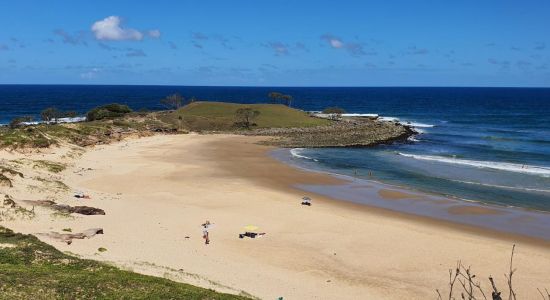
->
24, 200, 105, 215
43, 228, 104, 245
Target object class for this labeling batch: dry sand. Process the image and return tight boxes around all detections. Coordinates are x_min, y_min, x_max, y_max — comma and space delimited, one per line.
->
2, 134, 550, 299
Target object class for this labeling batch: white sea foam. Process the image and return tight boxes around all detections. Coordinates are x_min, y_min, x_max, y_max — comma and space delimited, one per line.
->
341, 113, 379, 118
290, 148, 319, 162
378, 116, 400, 122
451, 180, 550, 193
398, 153, 550, 177
403, 121, 435, 128
17, 116, 87, 126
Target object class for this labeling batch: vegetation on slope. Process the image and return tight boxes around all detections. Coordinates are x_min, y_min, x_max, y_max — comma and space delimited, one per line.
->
0, 101, 334, 149
0, 226, 250, 300
168, 101, 331, 131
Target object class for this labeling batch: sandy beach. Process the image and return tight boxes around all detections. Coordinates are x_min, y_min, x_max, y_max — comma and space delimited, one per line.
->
2, 133, 550, 299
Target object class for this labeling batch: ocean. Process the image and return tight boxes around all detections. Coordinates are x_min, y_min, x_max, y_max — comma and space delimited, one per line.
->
1, 85, 550, 212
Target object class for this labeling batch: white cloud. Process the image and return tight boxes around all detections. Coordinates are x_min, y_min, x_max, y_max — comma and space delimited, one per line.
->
91, 16, 143, 41
80, 68, 101, 79
329, 38, 344, 48
147, 29, 161, 38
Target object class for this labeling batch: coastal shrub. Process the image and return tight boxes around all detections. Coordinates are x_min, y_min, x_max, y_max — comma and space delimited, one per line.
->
41, 107, 79, 122
322, 107, 346, 121
9, 116, 33, 129
268, 92, 293, 107
40, 107, 62, 122
322, 107, 346, 114
86, 103, 132, 121
234, 107, 260, 129
160, 93, 186, 110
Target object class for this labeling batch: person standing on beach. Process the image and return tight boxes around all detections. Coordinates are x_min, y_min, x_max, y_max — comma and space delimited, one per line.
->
202, 220, 211, 245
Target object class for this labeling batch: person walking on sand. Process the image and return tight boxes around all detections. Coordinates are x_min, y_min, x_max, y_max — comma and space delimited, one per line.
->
202, 220, 211, 245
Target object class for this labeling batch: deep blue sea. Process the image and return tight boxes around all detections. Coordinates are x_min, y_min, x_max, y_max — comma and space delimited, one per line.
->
1, 85, 550, 211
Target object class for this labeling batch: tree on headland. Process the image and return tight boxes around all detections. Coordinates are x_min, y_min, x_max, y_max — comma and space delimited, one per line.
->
86, 104, 132, 121
234, 107, 260, 129
322, 107, 346, 120
41, 107, 62, 122
41, 108, 80, 123
160, 93, 185, 110
9, 116, 33, 129
268, 92, 293, 107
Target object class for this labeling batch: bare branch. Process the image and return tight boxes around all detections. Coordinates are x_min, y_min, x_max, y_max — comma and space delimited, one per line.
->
506, 244, 517, 300
436, 289, 443, 300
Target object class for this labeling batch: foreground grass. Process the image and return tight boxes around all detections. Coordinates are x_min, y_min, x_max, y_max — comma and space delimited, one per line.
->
168, 101, 331, 131
0, 227, 250, 300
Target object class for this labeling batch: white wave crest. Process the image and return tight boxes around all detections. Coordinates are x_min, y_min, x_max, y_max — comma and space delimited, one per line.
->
341, 113, 379, 118
451, 180, 550, 193
290, 148, 319, 162
378, 116, 400, 122
398, 153, 550, 177
404, 121, 435, 128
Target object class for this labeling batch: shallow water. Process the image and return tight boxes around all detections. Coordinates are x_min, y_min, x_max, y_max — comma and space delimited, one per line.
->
273, 149, 550, 241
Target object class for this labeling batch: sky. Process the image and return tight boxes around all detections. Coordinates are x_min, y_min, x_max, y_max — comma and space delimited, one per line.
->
0, 0, 549, 87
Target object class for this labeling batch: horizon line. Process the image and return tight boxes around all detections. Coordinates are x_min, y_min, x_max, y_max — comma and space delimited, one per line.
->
1, 83, 550, 89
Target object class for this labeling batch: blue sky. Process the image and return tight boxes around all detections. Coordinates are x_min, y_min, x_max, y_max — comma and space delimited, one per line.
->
0, 1, 549, 87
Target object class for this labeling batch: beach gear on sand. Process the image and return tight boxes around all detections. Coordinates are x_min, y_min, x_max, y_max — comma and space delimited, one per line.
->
239, 225, 265, 239
301, 196, 312, 206
239, 232, 266, 239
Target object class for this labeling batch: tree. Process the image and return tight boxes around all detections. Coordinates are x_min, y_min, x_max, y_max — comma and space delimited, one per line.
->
322, 107, 346, 114
9, 116, 33, 129
64, 111, 78, 118
268, 92, 293, 107
86, 103, 132, 121
41, 108, 79, 123
41, 107, 62, 122
322, 107, 346, 120
160, 93, 185, 110
234, 107, 260, 129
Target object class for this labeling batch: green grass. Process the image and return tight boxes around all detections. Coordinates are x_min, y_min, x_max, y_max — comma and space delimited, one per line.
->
168, 101, 331, 131
0, 226, 250, 300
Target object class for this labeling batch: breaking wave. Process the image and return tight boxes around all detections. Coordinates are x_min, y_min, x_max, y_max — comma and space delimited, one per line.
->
290, 148, 319, 162
398, 153, 550, 177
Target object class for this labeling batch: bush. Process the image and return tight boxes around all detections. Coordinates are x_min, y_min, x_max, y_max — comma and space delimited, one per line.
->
322, 107, 346, 114
9, 116, 33, 129
86, 104, 132, 121
41, 107, 62, 122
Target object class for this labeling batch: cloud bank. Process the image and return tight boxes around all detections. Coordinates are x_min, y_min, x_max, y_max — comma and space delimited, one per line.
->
91, 16, 159, 41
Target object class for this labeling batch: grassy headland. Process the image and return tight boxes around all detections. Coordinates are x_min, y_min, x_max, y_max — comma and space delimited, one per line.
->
0, 101, 414, 150
170, 101, 331, 131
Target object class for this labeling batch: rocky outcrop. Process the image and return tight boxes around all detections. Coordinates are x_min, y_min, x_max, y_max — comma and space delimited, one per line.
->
248, 118, 416, 148
42, 228, 104, 245
24, 200, 105, 215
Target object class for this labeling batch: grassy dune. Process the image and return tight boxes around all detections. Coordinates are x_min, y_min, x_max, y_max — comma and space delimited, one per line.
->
0, 227, 250, 300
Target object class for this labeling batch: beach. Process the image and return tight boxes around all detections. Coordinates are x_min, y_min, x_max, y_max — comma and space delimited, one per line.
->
2, 133, 550, 299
